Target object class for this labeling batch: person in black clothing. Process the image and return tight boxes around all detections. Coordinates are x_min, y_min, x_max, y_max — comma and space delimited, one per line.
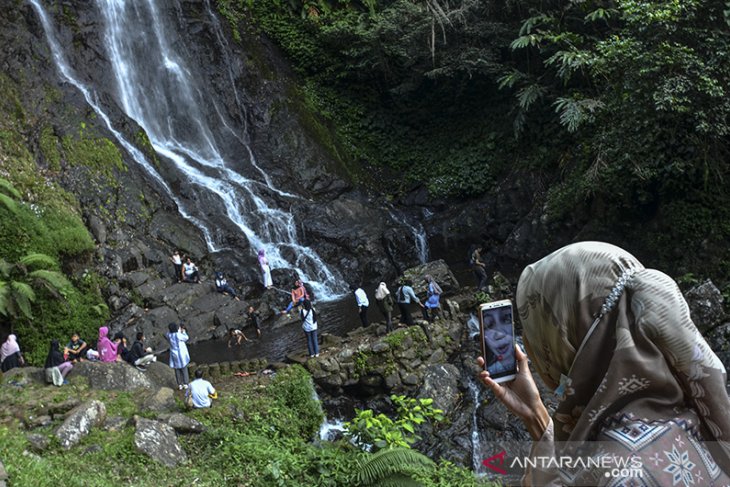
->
127, 332, 157, 370
247, 305, 262, 338
45, 340, 72, 386
113, 332, 130, 363
470, 245, 488, 291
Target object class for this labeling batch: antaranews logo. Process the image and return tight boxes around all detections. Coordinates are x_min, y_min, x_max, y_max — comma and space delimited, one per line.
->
482, 450, 643, 480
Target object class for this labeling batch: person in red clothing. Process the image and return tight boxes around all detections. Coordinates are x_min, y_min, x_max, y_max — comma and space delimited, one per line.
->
282, 280, 309, 314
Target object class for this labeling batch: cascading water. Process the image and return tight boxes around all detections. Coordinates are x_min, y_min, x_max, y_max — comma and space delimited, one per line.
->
387, 210, 429, 264
29, 0, 345, 299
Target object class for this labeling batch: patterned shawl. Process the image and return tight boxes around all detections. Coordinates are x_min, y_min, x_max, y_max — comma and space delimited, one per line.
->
517, 241, 730, 478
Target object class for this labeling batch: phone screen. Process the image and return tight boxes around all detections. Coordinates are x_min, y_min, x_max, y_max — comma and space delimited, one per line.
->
480, 300, 516, 381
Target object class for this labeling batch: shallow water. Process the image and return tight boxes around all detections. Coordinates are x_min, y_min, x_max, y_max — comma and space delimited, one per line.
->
186, 294, 379, 364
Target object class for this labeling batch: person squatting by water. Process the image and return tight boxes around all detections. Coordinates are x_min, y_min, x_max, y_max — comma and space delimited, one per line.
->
422, 274, 442, 322
166, 322, 190, 390
186, 369, 217, 409
352, 284, 370, 327
477, 241, 730, 486
375, 282, 395, 332
300, 299, 319, 358
228, 328, 249, 348
396, 279, 431, 341
170, 250, 183, 282
258, 249, 273, 289
215, 272, 240, 300
282, 280, 309, 315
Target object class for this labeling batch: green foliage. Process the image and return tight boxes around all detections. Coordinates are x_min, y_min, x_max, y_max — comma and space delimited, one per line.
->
344, 394, 444, 451
61, 122, 125, 178
355, 447, 435, 486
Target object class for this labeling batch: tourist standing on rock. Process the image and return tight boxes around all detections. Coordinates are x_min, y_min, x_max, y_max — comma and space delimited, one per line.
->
63, 332, 87, 363
182, 257, 200, 283
282, 280, 309, 315
477, 241, 730, 486
0, 334, 24, 372
352, 284, 370, 327
396, 280, 431, 341
214, 272, 240, 300
470, 245, 488, 291
166, 322, 190, 390
300, 299, 319, 358
98, 326, 120, 363
247, 305, 262, 338
44, 340, 72, 386
170, 250, 183, 282
186, 369, 217, 409
422, 275, 443, 322
258, 249, 273, 289
127, 332, 157, 370
374, 282, 395, 332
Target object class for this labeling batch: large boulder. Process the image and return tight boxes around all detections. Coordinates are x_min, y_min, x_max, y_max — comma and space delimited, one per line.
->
418, 364, 460, 412
55, 400, 107, 449
402, 260, 460, 296
143, 361, 177, 389
134, 417, 187, 467
165, 413, 206, 434
685, 280, 725, 333
2, 367, 45, 386
140, 387, 177, 413
71, 361, 154, 391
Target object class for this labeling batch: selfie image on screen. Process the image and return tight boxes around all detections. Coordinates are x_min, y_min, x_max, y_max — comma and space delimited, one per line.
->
482, 305, 515, 377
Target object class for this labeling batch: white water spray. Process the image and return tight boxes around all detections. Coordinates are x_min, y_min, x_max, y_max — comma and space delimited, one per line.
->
29, 0, 345, 299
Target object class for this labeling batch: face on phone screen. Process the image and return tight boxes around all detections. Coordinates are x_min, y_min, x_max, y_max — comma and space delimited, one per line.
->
481, 304, 516, 379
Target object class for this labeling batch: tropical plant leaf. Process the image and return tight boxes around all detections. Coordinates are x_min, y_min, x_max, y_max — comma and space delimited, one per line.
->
517, 83, 547, 110
0, 259, 11, 278
0, 282, 10, 317
356, 447, 435, 485
29, 270, 72, 297
0, 193, 17, 214
11, 281, 35, 319
0, 177, 21, 199
19, 253, 59, 271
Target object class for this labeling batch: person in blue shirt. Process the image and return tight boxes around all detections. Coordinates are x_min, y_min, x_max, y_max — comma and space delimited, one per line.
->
396, 279, 431, 341
186, 369, 216, 408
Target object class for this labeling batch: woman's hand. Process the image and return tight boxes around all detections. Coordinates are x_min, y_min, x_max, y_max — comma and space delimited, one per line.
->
477, 345, 550, 441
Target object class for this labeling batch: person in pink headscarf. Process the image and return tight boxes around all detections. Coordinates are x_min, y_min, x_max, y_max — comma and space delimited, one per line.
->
258, 249, 273, 289
97, 326, 119, 362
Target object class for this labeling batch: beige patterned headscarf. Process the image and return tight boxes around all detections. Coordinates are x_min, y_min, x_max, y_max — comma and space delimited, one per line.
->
517, 241, 730, 472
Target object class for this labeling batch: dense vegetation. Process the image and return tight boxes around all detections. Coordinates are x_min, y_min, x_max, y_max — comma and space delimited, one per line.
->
0, 365, 492, 486
0, 72, 111, 363
219, 0, 730, 278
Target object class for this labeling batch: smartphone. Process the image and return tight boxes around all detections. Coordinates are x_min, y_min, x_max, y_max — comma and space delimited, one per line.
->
479, 299, 517, 383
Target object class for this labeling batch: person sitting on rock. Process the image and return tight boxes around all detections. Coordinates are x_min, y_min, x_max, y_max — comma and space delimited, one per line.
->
113, 332, 131, 363
45, 339, 72, 386
214, 272, 240, 300
63, 332, 87, 363
97, 326, 120, 363
186, 369, 217, 409
0, 334, 24, 372
247, 305, 262, 338
127, 332, 157, 370
182, 257, 200, 283
281, 279, 309, 315
227, 328, 249, 348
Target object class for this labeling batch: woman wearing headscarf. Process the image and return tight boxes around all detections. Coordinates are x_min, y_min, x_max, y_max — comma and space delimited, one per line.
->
374, 282, 395, 332
45, 340, 72, 386
258, 249, 273, 289
478, 241, 730, 485
166, 322, 190, 390
97, 326, 119, 362
0, 334, 23, 372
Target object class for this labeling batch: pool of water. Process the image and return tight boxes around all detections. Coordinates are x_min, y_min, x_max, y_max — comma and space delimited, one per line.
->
186, 294, 377, 364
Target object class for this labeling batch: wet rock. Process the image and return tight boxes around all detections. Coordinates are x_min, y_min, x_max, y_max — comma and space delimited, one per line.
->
133, 416, 187, 467
685, 280, 725, 333
402, 260, 460, 296
135, 278, 169, 308
418, 364, 460, 412
55, 400, 107, 449
165, 413, 205, 434
212, 298, 247, 329
119, 270, 152, 289
71, 361, 154, 391
26, 433, 50, 452
87, 214, 107, 244
141, 387, 176, 413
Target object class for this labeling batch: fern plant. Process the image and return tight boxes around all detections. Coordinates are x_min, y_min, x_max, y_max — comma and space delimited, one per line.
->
355, 447, 435, 487
0, 254, 71, 322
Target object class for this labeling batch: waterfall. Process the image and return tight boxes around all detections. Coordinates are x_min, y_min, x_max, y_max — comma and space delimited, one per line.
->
468, 377, 486, 474
387, 210, 429, 264
29, 0, 345, 299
